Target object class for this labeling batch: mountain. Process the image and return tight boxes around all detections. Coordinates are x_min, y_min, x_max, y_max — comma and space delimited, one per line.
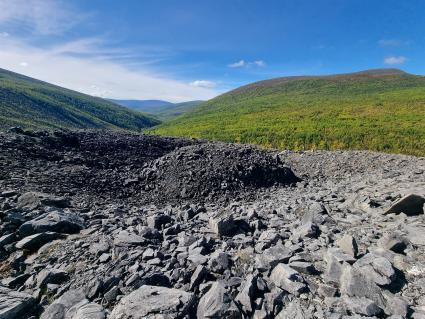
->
110, 99, 203, 121
108, 99, 174, 113
151, 69, 425, 156
0, 68, 160, 131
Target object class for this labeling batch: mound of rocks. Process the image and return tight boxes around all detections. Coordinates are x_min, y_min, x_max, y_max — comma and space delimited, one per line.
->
141, 143, 299, 200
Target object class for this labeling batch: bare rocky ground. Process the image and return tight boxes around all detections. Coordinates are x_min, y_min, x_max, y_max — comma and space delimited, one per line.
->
0, 129, 424, 319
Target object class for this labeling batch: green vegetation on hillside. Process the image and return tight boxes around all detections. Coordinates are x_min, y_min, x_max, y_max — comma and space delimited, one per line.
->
151, 69, 425, 156
0, 68, 159, 131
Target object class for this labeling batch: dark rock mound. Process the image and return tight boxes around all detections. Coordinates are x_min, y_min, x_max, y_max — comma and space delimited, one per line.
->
142, 143, 299, 201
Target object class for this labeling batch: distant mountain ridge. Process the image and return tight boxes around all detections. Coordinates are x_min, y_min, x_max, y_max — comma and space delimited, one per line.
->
151, 68, 425, 156
0, 68, 159, 131
110, 99, 204, 121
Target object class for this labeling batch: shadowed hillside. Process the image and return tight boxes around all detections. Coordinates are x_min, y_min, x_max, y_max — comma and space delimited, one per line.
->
0, 68, 160, 131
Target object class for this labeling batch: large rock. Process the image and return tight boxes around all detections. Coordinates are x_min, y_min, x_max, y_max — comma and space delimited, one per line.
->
339, 264, 385, 308
384, 194, 425, 216
197, 281, 240, 318
336, 234, 358, 258
270, 264, 307, 296
0, 286, 36, 319
109, 285, 195, 319
255, 243, 293, 272
113, 230, 145, 246
235, 274, 257, 314
36, 269, 69, 288
209, 213, 237, 237
71, 303, 105, 319
17, 192, 70, 210
40, 289, 87, 319
15, 232, 64, 251
19, 211, 84, 236
353, 253, 395, 286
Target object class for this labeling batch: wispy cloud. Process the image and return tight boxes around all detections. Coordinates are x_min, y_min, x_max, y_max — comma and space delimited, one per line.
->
0, 0, 83, 35
0, 37, 218, 101
228, 59, 266, 68
0, 31, 9, 37
189, 80, 217, 88
384, 56, 407, 65
252, 60, 266, 67
228, 60, 246, 68
378, 39, 409, 47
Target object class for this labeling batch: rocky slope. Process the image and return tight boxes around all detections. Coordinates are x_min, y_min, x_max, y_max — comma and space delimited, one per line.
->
0, 129, 424, 318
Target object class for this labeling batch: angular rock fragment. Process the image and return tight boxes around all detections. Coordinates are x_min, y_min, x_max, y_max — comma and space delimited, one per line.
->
110, 285, 195, 319
0, 286, 36, 319
270, 264, 307, 296
197, 281, 240, 318
209, 213, 237, 237
255, 243, 292, 272
343, 296, 382, 316
19, 211, 84, 236
384, 194, 425, 216
235, 274, 257, 314
36, 269, 69, 288
353, 253, 395, 286
336, 234, 358, 258
339, 264, 385, 308
17, 192, 70, 210
40, 289, 87, 319
15, 232, 64, 251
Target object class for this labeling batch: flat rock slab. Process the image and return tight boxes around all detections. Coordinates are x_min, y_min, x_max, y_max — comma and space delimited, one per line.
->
19, 211, 84, 236
15, 232, 65, 251
0, 286, 36, 319
109, 285, 195, 319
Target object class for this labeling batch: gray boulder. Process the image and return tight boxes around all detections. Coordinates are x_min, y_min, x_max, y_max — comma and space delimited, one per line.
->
19, 211, 84, 236
71, 303, 105, 319
40, 289, 87, 319
109, 285, 195, 319
336, 234, 358, 258
209, 213, 237, 237
255, 243, 293, 272
197, 281, 240, 318
15, 232, 64, 251
339, 264, 385, 308
36, 269, 69, 288
384, 194, 425, 216
270, 264, 307, 296
17, 192, 70, 210
0, 286, 36, 319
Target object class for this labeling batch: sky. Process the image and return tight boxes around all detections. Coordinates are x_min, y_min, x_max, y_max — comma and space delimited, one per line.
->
0, 0, 424, 102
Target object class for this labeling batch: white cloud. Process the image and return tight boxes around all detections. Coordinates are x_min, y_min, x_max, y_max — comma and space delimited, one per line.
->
0, 0, 82, 35
189, 80, 216, 88
384, 56, 407, 65
19, 61, 28, 67
0, 31, 9, 37
228, 60, 246, 68
252, 60, 266, 67
228, 59, 266, 68
0, 37, 218, 102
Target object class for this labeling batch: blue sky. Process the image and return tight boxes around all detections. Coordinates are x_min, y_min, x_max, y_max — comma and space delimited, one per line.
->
0, 0, 424, 101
